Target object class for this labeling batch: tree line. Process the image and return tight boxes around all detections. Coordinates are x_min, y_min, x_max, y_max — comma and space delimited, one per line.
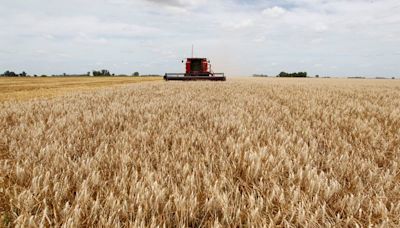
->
0, 70, 142, 77
277, 72, 308, 77
253, 72, 308, 77
1, 71, 28, 77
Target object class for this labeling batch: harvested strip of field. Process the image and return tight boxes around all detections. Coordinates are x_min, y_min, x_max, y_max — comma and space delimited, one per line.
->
1, 78, 400, 226
0, 77, 161, 102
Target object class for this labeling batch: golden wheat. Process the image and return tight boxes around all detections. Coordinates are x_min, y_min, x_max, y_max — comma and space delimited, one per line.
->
1, 78, 399, 227
0, 77, 161, 102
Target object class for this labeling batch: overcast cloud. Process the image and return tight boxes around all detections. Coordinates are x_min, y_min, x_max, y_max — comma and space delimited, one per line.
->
1, 0, 399, 76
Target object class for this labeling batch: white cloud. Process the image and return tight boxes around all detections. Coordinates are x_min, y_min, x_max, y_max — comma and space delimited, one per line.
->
221, 19, 254, 30
253, 36, 266, 43
262, 6, 287, 18
314, 22, 328, 32
143, 0, 208, 8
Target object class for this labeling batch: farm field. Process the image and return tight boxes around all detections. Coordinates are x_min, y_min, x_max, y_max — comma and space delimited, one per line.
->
0, 76, 161, 102
1, 78, 399, 226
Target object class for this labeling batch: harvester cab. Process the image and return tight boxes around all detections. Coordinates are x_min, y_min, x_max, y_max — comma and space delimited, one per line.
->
164, 58, 226, 81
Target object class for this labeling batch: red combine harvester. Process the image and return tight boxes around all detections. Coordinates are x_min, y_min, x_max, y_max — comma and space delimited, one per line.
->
164, 58, 226, 81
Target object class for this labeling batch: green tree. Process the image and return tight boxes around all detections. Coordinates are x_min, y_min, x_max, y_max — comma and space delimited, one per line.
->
277, 71, 307, 77
93, 70, 111, 76
278, 72, 289, 77
3, 71, 17, 77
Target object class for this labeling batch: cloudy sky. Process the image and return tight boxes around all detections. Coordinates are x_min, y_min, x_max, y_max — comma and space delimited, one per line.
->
1, 0, 399, 76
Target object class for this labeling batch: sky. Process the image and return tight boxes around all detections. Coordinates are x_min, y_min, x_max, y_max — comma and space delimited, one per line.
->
0, 0, 399, 77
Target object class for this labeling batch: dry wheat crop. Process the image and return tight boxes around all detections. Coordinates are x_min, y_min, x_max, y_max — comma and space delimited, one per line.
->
0, 77, 161, 102
1, 78, 400, 227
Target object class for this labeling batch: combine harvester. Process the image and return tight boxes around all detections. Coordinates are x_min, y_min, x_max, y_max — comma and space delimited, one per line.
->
164, 48, 226, 81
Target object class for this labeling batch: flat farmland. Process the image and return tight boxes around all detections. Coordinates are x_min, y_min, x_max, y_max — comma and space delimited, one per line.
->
1, 78, 399, 226
0, 77, 161, 102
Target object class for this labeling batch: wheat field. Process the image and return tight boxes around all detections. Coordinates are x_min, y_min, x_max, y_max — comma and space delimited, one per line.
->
1, 78, 399, 227
0, 77, 161, 102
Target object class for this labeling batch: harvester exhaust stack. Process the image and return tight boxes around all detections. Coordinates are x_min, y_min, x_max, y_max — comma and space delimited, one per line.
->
164, 56, 226, 81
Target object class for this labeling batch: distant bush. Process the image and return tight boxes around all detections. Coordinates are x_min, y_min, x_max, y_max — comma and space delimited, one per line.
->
277, 72, 307, 77
3, 71, 17, 77
1, 71, 27, 77
93, 70, 112, 76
